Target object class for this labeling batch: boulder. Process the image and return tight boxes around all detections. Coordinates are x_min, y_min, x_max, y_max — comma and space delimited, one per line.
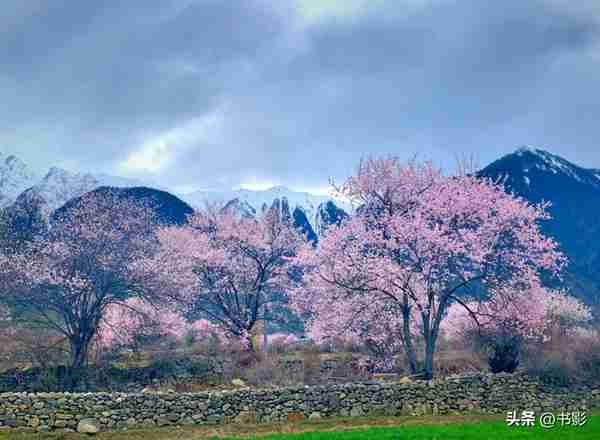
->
231, 378, 247, 387
308, 412, 322, 421
77, 419, 100, 434
234, 410, 257, 424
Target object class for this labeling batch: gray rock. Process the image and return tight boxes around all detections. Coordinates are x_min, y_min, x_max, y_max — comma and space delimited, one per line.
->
77, 419, 100, 434
231, 378, 247, 387
308, 412, 322, 420
350, 406, 364, 417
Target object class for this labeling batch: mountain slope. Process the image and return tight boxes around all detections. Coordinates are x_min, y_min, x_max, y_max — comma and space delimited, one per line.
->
180, 185, 350, 234
479, 146, 600, 309
52, 186, 194, 226
16, 167, 98, 218
314, 200, 350, 237
0, 154, 39, 208
11, 167, 151, 219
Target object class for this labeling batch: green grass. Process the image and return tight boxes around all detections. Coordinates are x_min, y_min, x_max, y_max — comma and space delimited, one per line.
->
0, 413, 598, 440
230, 418, 600, 439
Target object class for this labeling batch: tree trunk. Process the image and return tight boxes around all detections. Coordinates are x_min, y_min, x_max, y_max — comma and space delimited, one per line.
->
423, 332, 437, 380
262, 307, 269, 354
401, 303, 419, 375
422, 303, 444, 380
68, 336, 91, 391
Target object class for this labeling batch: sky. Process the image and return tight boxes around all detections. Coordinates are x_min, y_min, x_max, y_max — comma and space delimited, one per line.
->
2, 0, 600, 195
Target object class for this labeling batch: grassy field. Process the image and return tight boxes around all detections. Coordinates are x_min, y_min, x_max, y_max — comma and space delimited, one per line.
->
0, 413, 598, 440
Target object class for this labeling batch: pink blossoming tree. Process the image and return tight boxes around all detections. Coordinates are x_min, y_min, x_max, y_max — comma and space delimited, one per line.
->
291, 157, 566, 379
96, 298, 226, 350
133, 206, 304, 350
441, 284, 592, 373
0, 190, 160, 384
442, 284, 592, 342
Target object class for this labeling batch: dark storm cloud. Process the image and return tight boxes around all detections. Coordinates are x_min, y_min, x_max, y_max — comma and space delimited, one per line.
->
2, 0, 600, 190
0, 0, 291, 170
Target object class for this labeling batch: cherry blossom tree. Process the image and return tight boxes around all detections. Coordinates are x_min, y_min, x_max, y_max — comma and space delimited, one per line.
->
0, 192, 47, 253
441, 285, 592, 373
0, 190, 159, 385
96, 298, 225, 350
133, 206, 304, 350
291, 157, 566, 379
442, 284, 592, 342
96, 299, 184, 349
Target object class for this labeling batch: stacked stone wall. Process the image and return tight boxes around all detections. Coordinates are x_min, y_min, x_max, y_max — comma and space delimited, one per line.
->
1, 373, 599, 433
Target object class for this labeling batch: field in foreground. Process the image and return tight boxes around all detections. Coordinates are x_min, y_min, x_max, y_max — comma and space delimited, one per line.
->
0, 413, 598, 440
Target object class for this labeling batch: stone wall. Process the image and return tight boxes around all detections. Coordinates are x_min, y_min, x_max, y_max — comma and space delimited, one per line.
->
0, 356, 361, 393
1, 373, 599, 433
0, 358, 223, 393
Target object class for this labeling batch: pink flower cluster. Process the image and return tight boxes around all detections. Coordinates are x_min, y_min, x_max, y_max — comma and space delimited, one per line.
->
96, 298, 226, 349
266, 332, 299, 345
442, 284, 592, 341
289, 157, 568, 373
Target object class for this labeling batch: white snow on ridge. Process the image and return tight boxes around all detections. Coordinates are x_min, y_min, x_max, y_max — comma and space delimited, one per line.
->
180, 185, 351, 231
0, 153, 40, 207
92, 173, 154, 189
0, 151, 350, 231
15, 167, 154, 218
516, 146, 588, 182
516, 146, 536, 156
0, 150, 162, 214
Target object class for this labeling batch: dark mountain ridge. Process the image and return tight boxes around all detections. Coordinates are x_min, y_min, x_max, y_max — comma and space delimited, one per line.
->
479, 146, 600, 310
52, 186, 194, 226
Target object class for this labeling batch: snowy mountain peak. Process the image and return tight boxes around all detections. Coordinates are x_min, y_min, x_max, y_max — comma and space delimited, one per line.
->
482, 147, 600, 193
0, 153, 40, 207
513, 146, 583, 177
315, 200, 350, 236
479, 149, 600, 308
46, 166, 68, 176
180, 186, 350, 234
16, 167, 99, 217
8, 163, 156, 219
528, 148, 597, 185
515, 145, 538, 155
44, 166, 96, 184
222, 198, 256, 218
5, 154, 24, 167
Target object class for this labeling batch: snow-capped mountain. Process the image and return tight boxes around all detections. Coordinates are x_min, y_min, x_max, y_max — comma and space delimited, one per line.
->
485, 146, 600, 191
11, 167, 151, 219
0, 153, 40, 208
180, 185, 351, 233
92, 173, 154, 189
314, 200, 350, 237
17, 167, 98, 217
479, 146, 600, 308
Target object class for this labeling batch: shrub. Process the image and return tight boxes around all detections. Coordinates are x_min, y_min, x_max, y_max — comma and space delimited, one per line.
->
487, 337, 521, 374
571, 327, 600, 384
468, 322, 523, 374
521, 324, 600, 386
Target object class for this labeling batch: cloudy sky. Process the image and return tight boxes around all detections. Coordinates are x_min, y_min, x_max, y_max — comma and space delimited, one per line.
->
2, 0, 600, 194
